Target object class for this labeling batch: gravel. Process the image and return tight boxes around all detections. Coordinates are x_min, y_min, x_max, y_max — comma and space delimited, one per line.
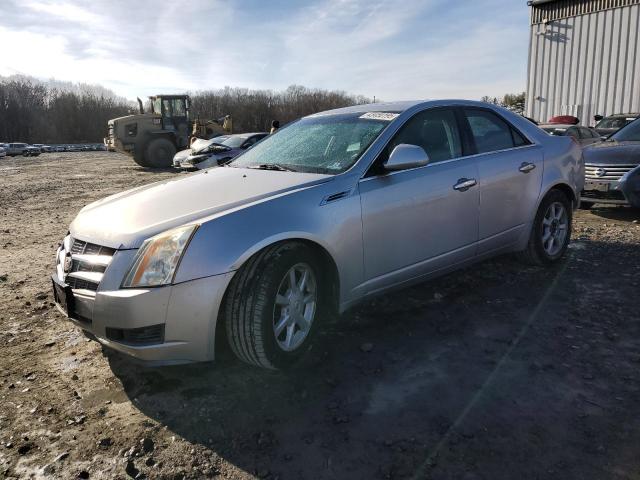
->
0, 152, 639, 479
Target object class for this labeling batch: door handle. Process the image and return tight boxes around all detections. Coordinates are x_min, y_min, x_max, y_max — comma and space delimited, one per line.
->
519, 162, 536, 173
453, 178, 477, 192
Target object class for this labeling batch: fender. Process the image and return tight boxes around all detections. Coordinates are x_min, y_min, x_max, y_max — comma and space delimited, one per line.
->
174, 178, 365, 306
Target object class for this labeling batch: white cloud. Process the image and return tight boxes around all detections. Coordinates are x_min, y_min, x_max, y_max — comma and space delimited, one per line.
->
23, 0, 101, 24
0, 0, 529, 100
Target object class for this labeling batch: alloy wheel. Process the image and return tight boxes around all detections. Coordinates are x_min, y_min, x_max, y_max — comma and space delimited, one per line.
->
542, 201, 568, 256
272, 263, 317, 352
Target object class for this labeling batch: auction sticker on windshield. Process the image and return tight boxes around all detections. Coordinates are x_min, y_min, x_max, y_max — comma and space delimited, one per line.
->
359, 112, 400, 121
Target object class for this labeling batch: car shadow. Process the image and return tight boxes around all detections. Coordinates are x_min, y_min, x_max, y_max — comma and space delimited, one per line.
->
106, 240, 640, 479
588, 206, 640, 221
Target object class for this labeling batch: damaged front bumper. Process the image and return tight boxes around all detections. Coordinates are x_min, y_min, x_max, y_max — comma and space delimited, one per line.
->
52, 239, 235, 365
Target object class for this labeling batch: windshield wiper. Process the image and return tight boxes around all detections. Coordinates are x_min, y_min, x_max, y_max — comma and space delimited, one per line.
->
249, 163, 297, 172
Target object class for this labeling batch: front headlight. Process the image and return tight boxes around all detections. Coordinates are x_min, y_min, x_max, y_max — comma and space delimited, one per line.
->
121, 225, 198, 288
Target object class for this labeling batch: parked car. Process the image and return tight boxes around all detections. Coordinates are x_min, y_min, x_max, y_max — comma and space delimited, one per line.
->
32, 144, 49, 153
0, 145, 6, 158
580, 117, 640, 209
539, 124, 602, 147
172, 135, 231, 168
23, 145, 41, 157
190, 132, 269, 170
6, 143, 29, 156
52, 100, 583, 369
594, 113, 639, 138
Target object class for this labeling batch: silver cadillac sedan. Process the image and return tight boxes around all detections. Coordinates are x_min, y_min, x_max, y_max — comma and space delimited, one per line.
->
52, 100, 584, 369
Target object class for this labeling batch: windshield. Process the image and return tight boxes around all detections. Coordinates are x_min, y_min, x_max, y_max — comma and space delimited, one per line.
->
222, 136, 249, 148
610, 118, 640, 141
596, 117, 634, 130
229, 113, 393, 174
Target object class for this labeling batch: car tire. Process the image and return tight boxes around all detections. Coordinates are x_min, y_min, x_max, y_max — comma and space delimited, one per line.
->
145, 138, 176, 168
578, 201, 594, 210
223, 242, 327, 370
520, 189, 572, 266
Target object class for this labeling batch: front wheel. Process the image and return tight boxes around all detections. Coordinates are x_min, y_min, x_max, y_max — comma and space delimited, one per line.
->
520, 189, 572, 265
224, 242, 326, 369
145, 138, 176, 168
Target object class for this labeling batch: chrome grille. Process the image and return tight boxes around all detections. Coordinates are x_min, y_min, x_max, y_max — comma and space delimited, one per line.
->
56, 236, 115, 293
67, 277, 99, 292
585, 164, 637, 181
70, 239, 116, 257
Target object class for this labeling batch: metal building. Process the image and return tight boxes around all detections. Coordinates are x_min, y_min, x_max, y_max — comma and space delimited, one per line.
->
525, 0, 640, 125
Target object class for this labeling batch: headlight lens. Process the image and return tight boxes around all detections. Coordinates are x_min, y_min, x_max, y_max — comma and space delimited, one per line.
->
122, 225, 197, 288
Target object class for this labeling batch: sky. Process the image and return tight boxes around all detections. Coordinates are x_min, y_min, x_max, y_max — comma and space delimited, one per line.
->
0, 0, 531, 101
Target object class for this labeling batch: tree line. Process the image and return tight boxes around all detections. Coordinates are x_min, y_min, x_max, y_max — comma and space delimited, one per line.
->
0, 74, 527, 143
480, 92, 526, 115
0, 78, 132, 144
0, 78, 371, 144
188, 85, 371, 133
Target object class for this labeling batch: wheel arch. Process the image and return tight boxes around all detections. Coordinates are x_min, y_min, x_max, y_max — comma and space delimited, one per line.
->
537, 181, 577, 211
231, 234, 341, 311
213, 236, 341, 356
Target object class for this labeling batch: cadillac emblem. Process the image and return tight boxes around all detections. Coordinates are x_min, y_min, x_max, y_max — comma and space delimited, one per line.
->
595, 168, 606, 177
63, 254, 73, 274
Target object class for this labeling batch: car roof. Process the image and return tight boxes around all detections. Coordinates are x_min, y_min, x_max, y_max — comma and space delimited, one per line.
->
309, 99, 507, 117
604, 113, 639, 118
232, 132, 268, 137
539, 124, 581, 129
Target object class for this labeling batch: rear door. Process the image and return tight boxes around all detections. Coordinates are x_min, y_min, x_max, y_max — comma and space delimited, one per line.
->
461, 108, 543, 254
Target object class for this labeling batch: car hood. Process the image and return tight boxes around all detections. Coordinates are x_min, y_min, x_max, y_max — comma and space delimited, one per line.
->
583, 141, 640, 165
70, 167, 332, 249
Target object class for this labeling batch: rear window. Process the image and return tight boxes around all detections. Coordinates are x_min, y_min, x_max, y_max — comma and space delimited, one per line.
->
464, 109, 529, 153
542, 127, 566, 136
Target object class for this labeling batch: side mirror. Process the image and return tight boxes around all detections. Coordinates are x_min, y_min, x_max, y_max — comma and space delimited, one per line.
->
384, 144, 430, 171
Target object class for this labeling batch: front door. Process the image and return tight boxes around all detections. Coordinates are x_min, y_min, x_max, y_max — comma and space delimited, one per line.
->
359, 108, 480, 295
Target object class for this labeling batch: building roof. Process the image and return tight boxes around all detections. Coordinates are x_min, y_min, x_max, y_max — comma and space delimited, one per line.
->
529, 0, 640, 24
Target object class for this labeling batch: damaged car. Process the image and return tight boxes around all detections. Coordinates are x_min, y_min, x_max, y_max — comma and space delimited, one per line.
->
175, 133, 268, 170
52, 100, 583, 369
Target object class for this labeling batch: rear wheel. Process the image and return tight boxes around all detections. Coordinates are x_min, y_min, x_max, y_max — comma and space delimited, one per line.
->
224, 242, 326, 370
520, 189, 572, 265
145, 138, 176, 168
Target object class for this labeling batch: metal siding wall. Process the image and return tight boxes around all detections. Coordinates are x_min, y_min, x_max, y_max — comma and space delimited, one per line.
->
525, 3, 640, 125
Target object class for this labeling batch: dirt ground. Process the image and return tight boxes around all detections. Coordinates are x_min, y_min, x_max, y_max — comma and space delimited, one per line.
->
1, 152, 639, 480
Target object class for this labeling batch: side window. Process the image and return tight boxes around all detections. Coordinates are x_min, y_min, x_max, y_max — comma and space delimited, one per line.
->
512, 129, 528, 147
162, 99, 172, 118
386, 109, 462, 164
464, 109, 526, 153
172, 99, 186, 117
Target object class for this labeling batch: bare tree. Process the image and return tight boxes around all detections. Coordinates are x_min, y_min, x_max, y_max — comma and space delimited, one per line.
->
0, 77, 371, 143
